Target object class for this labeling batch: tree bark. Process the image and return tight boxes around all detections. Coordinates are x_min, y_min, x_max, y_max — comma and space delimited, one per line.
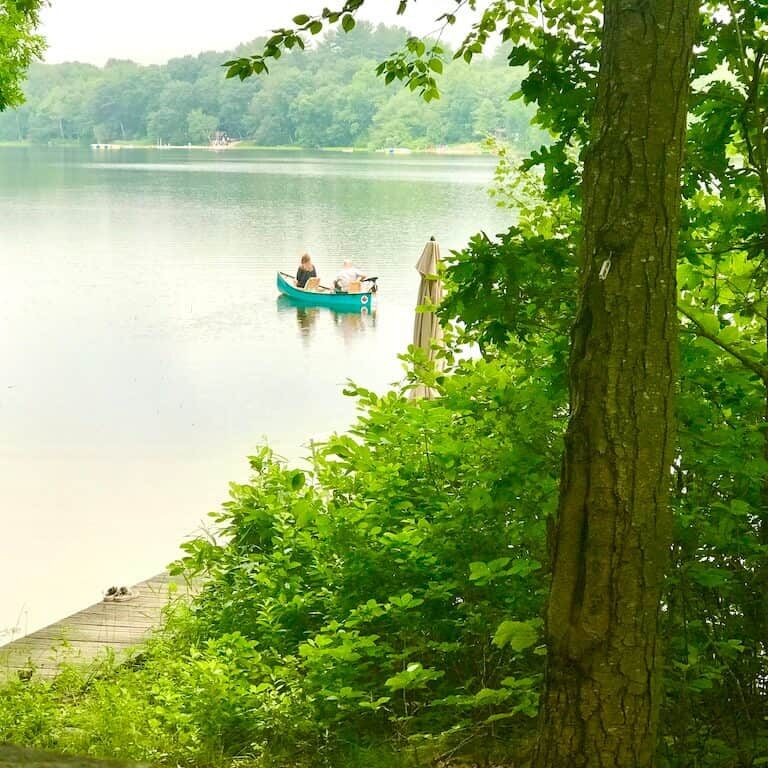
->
533, 1, 697, 766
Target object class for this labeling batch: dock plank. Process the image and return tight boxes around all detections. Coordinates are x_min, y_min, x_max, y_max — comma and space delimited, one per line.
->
0, 744, 150, 767
0, 573, 196, 681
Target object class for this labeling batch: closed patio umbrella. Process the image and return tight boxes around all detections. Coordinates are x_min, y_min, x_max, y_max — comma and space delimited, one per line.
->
410, 236, 443, 399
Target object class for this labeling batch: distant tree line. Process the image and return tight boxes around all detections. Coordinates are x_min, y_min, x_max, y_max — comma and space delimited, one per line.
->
0, 22, 542, 150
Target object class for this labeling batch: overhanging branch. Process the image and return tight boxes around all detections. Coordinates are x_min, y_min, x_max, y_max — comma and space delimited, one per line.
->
678, 304, 768, 382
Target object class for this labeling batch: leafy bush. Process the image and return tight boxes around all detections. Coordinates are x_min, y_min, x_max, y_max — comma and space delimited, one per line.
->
0, 353, 561, 766
174, 352, 562, 761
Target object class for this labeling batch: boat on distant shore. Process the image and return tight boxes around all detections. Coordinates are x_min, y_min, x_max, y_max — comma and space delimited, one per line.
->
276, 271, 376, 311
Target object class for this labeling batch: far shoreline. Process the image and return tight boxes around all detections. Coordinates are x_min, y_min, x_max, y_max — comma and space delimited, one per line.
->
0, 140, 492, 157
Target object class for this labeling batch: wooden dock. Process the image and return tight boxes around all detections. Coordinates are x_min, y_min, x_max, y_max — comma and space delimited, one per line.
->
0, 573, 195, 681
0, 744, 149, 767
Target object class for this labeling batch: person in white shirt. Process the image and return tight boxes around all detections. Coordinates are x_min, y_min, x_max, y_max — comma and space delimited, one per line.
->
334, 259, 366, 292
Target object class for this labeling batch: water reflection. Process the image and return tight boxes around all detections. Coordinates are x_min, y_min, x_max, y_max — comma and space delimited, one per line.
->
296, 305, 320, 338
276, 294, 376, 345
331, 307, 376, 345
0, 146, 507, 636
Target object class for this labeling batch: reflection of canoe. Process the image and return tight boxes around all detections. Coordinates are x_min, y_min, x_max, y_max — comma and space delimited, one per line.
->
276, 272, 375, 311
276, 294, 370, 317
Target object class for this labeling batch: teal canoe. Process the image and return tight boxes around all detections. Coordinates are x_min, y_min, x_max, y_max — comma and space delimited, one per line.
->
276, 271, 376, 311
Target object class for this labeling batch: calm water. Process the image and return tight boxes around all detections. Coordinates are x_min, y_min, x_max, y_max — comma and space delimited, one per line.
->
0, 146, 509, 637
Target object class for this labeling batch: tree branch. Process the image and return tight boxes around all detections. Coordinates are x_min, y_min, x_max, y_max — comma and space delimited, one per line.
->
678, 304, 768, 382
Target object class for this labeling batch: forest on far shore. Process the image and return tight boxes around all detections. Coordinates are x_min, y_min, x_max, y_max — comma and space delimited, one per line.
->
0, 22, 543, 150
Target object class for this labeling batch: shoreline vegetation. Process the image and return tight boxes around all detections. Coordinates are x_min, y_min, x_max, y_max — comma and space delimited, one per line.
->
0, 360, 552, 768
0, 139, 490, 155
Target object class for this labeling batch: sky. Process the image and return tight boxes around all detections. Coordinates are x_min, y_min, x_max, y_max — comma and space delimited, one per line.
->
40, 1, 473, 66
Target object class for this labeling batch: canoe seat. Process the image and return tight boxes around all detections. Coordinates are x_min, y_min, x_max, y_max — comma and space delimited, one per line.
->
347, 280, 362, 294
304, 277, 321, 292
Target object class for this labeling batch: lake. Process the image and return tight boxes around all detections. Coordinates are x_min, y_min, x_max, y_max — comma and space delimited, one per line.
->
0, 146, 509, 638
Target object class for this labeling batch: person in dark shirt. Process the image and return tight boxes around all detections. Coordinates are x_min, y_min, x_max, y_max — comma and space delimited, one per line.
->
296, 253, 318, 288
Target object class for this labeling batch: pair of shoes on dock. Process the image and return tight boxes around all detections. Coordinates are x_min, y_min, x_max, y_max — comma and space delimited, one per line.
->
103, 585, 138, 602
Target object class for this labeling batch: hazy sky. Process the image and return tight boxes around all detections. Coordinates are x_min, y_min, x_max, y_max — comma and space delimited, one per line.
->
41, 1, 472, 66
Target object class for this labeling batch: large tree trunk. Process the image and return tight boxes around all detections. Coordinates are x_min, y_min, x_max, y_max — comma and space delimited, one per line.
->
533, 1, 697, 766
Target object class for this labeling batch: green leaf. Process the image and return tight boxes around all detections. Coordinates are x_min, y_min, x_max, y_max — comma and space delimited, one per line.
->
385, 663, 444, 691
292, 499, 315, 527
292, 14, 310, 25
696, 311, 721, 337
428, 58, 443, 74
485, 712, 517, 724
469, 561, 491, 581
688, 565, 730, 588
492, 620, 539, 651
342, 14, 356, 32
